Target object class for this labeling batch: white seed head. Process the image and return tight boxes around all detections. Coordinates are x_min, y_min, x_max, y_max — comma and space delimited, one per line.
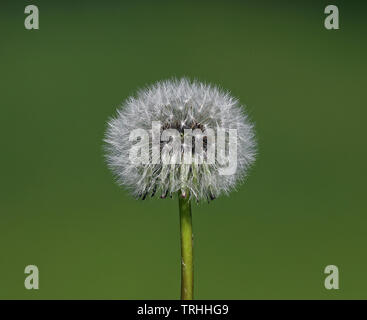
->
104, 78, 256, 201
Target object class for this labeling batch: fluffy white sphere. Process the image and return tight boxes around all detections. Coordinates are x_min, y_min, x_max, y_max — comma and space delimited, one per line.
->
104, 78, 256, 201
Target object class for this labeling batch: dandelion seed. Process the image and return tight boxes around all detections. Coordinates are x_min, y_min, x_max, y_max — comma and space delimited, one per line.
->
105, 78, 256, 202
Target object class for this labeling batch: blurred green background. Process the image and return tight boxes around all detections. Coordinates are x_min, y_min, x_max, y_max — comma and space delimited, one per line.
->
1, 0, 366, 299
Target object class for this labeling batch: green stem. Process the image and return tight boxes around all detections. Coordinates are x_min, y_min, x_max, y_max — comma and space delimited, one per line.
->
178, 192, 194, 300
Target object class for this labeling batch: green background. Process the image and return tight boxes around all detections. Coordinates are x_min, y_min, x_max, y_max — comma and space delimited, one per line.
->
1, 0, 366, 299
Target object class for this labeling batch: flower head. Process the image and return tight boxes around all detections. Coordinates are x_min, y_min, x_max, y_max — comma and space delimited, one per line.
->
104, 78, 256, 201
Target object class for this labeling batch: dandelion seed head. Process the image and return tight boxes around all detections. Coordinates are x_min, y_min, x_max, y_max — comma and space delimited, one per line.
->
104, 78, 256, 201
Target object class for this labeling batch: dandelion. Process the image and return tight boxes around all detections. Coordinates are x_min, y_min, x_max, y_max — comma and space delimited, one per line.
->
104, 78, 256, 299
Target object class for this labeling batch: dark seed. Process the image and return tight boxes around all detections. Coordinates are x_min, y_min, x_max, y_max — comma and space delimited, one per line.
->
151, 186, 157, 197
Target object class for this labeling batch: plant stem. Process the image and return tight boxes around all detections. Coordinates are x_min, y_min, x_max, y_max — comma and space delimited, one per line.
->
178, 192, 194, 300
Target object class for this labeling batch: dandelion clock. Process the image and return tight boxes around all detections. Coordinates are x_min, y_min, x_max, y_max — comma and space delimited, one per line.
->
104, 78, 256, 299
